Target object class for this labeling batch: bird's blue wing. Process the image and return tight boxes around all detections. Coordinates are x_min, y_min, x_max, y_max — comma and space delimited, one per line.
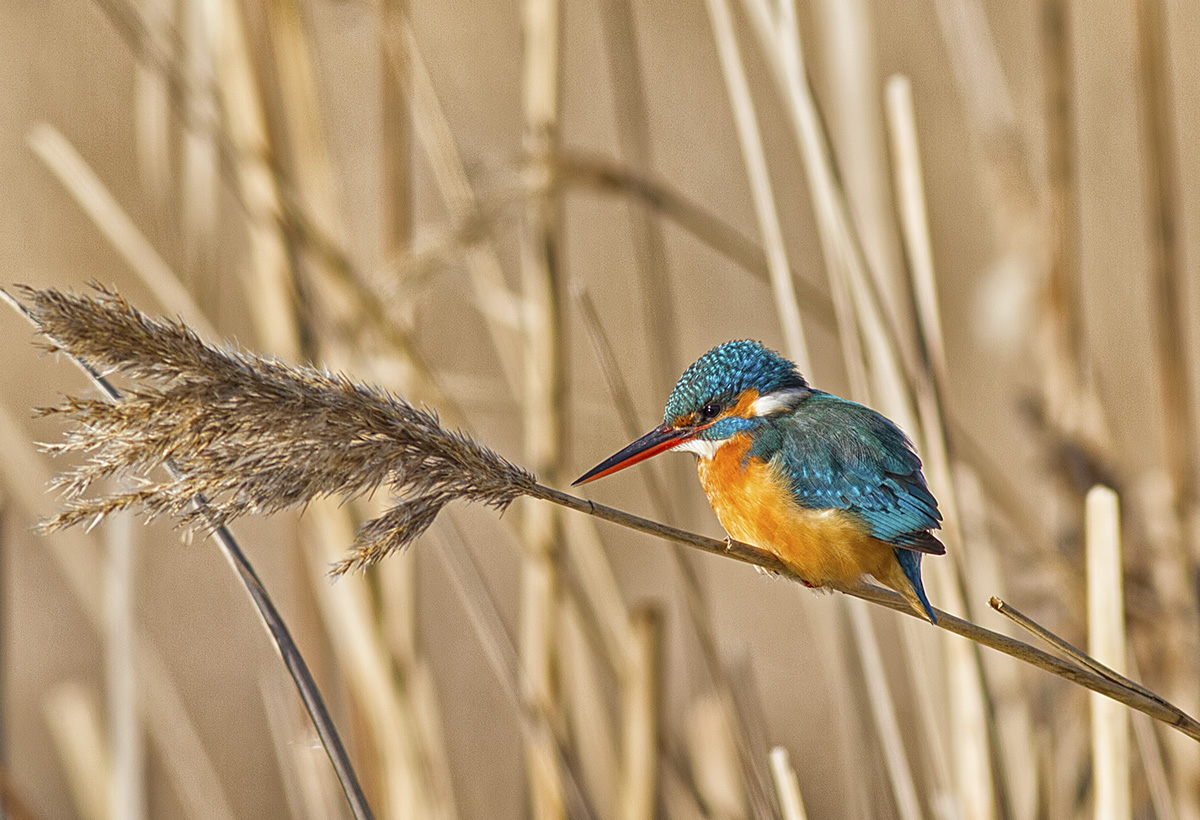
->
752, 393, 944, 553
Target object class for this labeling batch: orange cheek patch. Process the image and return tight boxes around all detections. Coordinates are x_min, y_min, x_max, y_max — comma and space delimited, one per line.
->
722, 388, 760, 421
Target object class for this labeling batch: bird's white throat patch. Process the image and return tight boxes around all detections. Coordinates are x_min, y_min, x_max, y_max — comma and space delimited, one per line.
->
673, 437, 723, 461
750, 387, 807, 417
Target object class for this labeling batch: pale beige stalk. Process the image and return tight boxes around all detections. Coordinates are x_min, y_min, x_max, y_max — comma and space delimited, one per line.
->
768, 748, 809, 820
886, 74, 996, 820
135, 0, 172, 200
214, 0, 301, 360
618, 606, 662, 820
26, 125, 217, 339
1087, 487, 1131, 820
705, 0, 810, 375
105, 509, 143, 820
182, 0, 219, 263
519, 0, 567, 816
45, 684, 110, 820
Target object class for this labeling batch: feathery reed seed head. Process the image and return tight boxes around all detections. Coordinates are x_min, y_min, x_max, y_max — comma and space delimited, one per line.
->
23, 285, 538, 574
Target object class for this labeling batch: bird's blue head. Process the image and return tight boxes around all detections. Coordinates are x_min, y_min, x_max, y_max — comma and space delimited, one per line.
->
663, 340, 808, 429
574, 340, 810, 484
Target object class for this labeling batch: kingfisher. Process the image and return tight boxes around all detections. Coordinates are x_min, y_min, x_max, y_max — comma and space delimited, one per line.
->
573, 340, 943, 622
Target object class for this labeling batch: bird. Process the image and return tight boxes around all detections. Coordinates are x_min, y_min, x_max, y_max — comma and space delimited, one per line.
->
573, 340, 943, 622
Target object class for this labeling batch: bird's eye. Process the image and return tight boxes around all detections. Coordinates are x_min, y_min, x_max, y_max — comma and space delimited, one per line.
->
700, 403, 721, 421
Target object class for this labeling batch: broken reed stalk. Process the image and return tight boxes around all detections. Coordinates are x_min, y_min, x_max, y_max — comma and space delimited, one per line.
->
3, 287, 374, 820
11, 287, 1200, 747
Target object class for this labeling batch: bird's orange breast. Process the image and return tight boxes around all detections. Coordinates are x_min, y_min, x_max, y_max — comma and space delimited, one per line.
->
696, 434, 896, 588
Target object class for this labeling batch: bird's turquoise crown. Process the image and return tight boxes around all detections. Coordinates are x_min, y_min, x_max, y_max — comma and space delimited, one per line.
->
663, 340, 809, 424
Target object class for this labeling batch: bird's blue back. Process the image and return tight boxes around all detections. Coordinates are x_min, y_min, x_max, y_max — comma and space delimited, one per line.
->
748, 392, 943, 550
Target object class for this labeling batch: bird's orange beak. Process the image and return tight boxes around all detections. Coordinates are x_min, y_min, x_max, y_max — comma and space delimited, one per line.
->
572, 424, 697, 486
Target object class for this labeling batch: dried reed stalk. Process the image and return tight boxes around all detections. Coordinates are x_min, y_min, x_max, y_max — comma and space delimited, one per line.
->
847, 602, 922, 820
706, 0, 810, 375
811, 0, 908, 336
1132, 4, 1200, 810
134, 0, 172, 202
386, 17, 523, 395
45, 683, 110, 820
26, 124, 217, 340
555, 152, 837, 325
617, 606, 662, 820
429, 524, 599, 820
1135, 0, 1195, 505
560, 594, 620, 818
519, 0, 568, 816
182, 0, 218, 264
381, 0, 412, 257
259, 676, 344, 820
768, 747, 809, 820
885, 74, 999, 820
1086, 487, 1131, 820
597, 0, 681, 404
214, 0, 302, 360
105, 508, 144, 820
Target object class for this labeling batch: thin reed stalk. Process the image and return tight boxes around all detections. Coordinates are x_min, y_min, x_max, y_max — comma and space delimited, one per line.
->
134, 0, 171, 201
598, 0, 681, 404
1086, 487, 1131, 820
181, 0, 218, 265
811, 0, 908, 335
214, 0, 302, 360
429, 523, 599, 820
768, 748, 809, 820
519, 0, 568, 815
706, 0, 810, 375
26, 124, 217, 339
617, 606, 661, 820
885, 73, 999, 820
536, 483, 1200, 741
259, 677, 344, 820
555, 152, 837, 324
846, 602, 922, 820
1135, 0, 1195, 506
1133, 5, 1200, 809
560, 593, 620, 818
105, 509, 143, 820
385, 16, 524, 395
45, 684, 109, 820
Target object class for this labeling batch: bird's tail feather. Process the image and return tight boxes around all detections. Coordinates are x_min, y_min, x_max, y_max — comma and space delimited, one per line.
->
882, 548, 937, 624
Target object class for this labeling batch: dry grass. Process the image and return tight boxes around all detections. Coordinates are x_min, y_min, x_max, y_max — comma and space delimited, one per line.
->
3, 2, 1200, 819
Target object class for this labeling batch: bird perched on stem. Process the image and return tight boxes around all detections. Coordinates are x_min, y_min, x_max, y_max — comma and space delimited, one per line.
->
574, 340, 943, 622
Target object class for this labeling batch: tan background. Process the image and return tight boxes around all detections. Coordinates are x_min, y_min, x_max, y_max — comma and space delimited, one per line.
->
2, 1, 1199, 818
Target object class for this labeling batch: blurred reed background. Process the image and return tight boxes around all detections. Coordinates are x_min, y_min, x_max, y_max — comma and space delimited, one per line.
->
1, 1, 1199, 818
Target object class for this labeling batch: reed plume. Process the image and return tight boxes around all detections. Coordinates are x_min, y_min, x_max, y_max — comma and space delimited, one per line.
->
22, 285, 537, 574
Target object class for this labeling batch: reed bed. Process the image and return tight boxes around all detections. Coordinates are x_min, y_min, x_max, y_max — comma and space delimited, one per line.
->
3, 2, 1199, 819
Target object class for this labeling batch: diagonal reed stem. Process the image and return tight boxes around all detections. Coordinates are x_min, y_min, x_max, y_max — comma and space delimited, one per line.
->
529, 483, 1200, 744
0, 290, 375, 820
